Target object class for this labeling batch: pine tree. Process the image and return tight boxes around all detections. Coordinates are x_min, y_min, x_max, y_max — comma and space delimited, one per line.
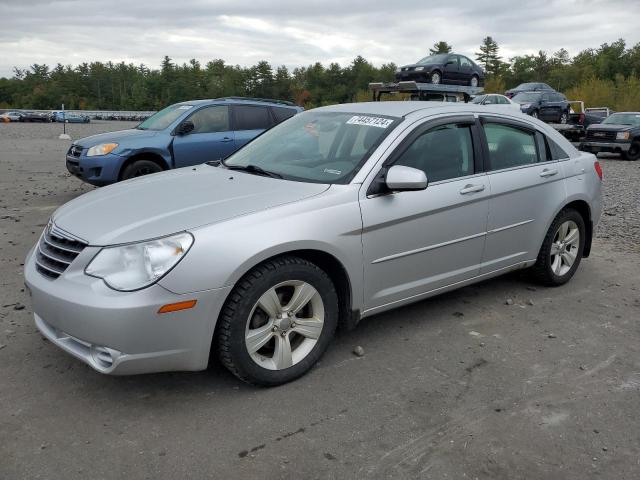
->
475, 36, 502, 75
429, 41, 453, 55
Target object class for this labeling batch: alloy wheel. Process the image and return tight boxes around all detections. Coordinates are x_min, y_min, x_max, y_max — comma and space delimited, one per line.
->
431, 72, 441, 84
470, 76, 479, 87
550, 220, 580, 276
245, 280, 325, 370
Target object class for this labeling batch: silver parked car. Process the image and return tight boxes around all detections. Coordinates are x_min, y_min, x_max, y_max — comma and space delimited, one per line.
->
24, 102, 603, 386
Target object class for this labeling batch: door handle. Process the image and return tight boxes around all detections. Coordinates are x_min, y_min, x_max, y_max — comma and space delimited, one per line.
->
459, 184, 485, 194
539, 168, 558, 178
221, 137, 233, 142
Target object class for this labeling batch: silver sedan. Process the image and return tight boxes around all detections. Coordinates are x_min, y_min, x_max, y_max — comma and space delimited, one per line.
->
24, 101, 603, 386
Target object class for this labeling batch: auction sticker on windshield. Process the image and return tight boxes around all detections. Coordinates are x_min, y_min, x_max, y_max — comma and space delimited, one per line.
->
346, 115, 394, 128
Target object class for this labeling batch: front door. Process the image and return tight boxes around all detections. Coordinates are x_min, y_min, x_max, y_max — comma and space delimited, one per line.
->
172, 105, 235, 167
361, 118, 489, 312
478, 118, 567, 273
442, 56, 461, 83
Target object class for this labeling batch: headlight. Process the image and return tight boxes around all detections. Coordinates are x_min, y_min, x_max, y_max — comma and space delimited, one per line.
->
616, 131, 630, 140
415, 66, 424, 71
87, 143, 119, 157
85, 232, 193, 291
520, 103, 531, 109
396, 68, 401, 73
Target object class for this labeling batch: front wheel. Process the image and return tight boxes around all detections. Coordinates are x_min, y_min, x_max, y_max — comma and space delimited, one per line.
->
216, 256, 339, 386
622, 141, 640, 161
530, 209, 585, 286
430, 71, 442, 84
120, 159, 163, 180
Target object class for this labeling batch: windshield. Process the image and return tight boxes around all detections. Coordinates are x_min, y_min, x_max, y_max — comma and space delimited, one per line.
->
512, 92, 541, 103
471, 95, 487, 104
416, 54, 449, 65
137, 104, 193, 131
222, 111, 400, 184
602, 113, 640, 126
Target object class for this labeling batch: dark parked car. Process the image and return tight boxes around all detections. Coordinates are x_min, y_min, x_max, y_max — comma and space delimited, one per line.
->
512, 91, 570, 123
19, 111, 50, 123
505, 82, 554, 98
395, 53, 484, 87
580, 112, 640, 160
66, 97, 303, 186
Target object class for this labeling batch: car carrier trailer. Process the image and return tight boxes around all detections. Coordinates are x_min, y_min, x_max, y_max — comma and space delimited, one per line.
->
369, 81, 484, 103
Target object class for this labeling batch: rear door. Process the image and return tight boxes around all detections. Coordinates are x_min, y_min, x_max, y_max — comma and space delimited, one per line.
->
172, 105, 235, 167
360, 116, 489, 311
459, 56, 475, 84
232, 105, 275, 149
443, 55, 461, 83
479, 117, 566, 273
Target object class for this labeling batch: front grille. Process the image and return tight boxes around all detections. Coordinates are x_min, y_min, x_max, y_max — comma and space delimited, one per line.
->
586, 130, 616, 141
35, 224, 87, 279
68, 144, 83, 157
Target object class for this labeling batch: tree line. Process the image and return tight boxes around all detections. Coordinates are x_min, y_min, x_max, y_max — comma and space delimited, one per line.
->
1, 37, 639, 111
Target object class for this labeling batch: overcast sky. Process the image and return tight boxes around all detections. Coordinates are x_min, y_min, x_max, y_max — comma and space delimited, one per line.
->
1, 0, 639, 78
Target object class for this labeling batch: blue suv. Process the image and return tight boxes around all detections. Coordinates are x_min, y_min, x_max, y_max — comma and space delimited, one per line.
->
65, 97, 303, 186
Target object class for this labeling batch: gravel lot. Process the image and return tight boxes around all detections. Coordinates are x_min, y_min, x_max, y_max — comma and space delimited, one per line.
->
1, 121, 639, 479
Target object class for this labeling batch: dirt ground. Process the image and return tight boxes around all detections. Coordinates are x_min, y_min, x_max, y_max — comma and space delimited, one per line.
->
1, 121, 639, 480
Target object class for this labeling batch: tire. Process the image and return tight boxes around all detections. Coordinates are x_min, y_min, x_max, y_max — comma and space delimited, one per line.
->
559, 111, 568, 124
430, 71, 442, 85
470, 75, 479, 87
622, 141, 640, 161
530, 110, 539, 119
216, 256, 339, 386
530, 208, 586, 286
120, 159, 163, 180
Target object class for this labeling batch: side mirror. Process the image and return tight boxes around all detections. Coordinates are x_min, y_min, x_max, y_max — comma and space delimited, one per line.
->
176, 120, 194, 135
385, 165, 428, 191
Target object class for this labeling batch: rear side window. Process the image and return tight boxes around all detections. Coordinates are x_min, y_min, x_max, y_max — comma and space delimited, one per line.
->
548, 138, 569, 159
233, 105, 273, 130
188, 105, 229, 134
483, 123, 539, 170
497, 96, 510, 105
271, 107, 297, 123
460, 56, 474, 67
394, 123, 475, 182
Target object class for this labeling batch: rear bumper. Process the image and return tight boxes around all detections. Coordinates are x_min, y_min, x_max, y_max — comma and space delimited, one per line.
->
580, 141, 631, 153
65, 152, 125, 186
25, 246, 231, 375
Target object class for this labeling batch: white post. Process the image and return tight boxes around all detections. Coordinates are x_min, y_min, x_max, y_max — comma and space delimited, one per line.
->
58, 102, 71, 140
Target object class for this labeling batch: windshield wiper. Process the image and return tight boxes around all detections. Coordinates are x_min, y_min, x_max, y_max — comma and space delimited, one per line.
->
223, 163, 283, 179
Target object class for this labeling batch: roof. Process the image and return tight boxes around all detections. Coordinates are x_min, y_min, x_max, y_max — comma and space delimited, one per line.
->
173, 97, 300, 108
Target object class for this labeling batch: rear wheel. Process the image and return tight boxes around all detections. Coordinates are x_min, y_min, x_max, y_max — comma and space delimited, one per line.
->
531, 110, 539, 119
530, 209, 585, 286
430, 71, 442, 84
470, 75, 479, 87
217, 256, 339, 386
559, 111, 568, 124
121, 159, 163, 180
622, 141, 640, 161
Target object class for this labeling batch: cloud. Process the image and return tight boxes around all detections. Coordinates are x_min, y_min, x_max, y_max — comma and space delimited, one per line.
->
0, 0, 638, 77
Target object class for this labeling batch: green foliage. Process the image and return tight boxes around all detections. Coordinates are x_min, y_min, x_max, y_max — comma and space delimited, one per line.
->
2, 38, 640, 110
429, 41, 453, 55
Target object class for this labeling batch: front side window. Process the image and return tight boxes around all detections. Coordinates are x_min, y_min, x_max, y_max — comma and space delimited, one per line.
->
223, 111, 400, 184
187, 105, 229, 134
233, 105, 273, 130
484, 123, 539, 170
394, 124, 475, 183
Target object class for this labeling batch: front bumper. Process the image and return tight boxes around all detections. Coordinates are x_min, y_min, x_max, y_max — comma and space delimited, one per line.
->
580, 141, 631, 154
395, 71, 431, 82
25, 245, 231, 375
65, 152, 125, 186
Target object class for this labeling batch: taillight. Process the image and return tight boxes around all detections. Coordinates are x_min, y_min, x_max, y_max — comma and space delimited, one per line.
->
594, 161, 603, 180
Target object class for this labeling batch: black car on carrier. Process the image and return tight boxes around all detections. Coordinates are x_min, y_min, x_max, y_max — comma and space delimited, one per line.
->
395, 53, 484, 87
580, 112, 640, 160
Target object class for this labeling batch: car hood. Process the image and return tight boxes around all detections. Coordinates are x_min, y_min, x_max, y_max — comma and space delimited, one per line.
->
75, 128, 158, 148
399, 63, 438, 70
52, 166, 330, 245
587, 124, 634, 131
